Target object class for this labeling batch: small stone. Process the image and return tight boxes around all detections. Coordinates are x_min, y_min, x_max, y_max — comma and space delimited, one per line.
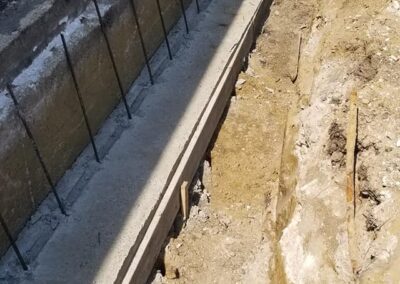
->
331, 151, 344, 162
265, 86, 274, 93
165, 267, 179, 279
235, 78, 246, 89
151, 270, 163, 284
360, 190, 370, 199
246, 67, 256, 77
385, 146, 393, 152
199, 191, 210, 204
361, 98, 370, 104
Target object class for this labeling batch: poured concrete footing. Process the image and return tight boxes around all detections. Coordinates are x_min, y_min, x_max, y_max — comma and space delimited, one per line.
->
0, 0, 270, 282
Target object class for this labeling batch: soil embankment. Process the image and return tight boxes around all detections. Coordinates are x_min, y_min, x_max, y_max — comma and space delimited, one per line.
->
153, 0, 400, 282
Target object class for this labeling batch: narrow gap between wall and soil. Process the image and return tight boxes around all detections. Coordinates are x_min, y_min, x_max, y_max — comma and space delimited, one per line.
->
147, 7, 298, 281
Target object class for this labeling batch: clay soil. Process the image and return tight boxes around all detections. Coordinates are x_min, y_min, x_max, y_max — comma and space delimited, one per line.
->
151, 0, 400, 283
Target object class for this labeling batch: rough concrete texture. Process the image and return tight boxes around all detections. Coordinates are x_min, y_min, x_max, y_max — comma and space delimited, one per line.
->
0, 0, 191, 256
0, 0, 261, 282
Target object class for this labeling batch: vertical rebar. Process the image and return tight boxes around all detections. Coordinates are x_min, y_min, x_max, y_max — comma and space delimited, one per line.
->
179, 0, 189, 34
60, 33, 101, 163
195, 0, 200, 13
92, 0, 132, 120
128, 0, 154, 84
6, 84, 67, 216
156, 0, 172, 60
0, 214, 28, 270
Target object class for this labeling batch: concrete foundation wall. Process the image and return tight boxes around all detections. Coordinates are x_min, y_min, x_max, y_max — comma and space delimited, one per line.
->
0, 0, 191, 256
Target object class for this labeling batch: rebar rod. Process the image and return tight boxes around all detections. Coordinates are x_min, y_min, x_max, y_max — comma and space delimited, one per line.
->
128, 0, 154, 84
92, 0, 132, 119
156, 0, 172, 60
0, 213, 28, 270
6, 84, 67, 215
179, 0, 189, 34
60, 33, 101, 163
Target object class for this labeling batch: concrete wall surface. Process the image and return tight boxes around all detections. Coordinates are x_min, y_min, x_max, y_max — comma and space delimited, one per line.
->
0, 0, 191, 256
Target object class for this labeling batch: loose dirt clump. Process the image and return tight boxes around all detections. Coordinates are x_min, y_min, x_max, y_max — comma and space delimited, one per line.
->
353, 55, 378, 83
358, 164, 383, 206
327, 122, 347, 167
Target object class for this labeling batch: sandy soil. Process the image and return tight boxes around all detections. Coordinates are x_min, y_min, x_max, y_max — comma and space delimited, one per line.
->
282, 0, 400, 282
151, 0, 400, 283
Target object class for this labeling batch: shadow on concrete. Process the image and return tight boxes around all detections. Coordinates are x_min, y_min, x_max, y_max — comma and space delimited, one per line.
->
1, 0, 272, 282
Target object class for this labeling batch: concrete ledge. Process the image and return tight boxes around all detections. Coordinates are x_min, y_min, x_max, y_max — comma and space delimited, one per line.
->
123, 0, 271, 282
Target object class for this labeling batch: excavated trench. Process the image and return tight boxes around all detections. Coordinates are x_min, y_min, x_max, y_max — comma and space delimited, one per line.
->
151, 0, 400, 283
2, 0, 400, 283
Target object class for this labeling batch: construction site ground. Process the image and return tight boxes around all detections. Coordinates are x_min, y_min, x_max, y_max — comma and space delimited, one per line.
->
150, 0, 400, 283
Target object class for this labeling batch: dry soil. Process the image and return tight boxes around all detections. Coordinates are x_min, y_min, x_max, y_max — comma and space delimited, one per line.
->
151, 0, 400, 283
